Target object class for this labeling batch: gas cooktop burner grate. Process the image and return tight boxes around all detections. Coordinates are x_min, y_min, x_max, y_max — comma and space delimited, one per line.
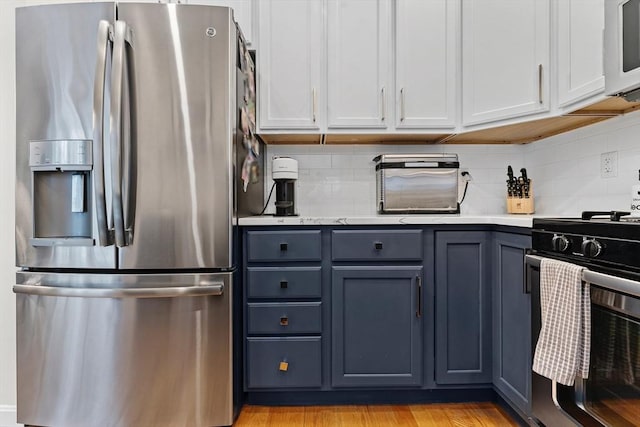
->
581, 210, 632, 222
619, 216, 640, 223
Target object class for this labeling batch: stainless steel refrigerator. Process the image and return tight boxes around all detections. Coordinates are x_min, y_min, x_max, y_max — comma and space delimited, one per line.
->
14, 2, 263, 426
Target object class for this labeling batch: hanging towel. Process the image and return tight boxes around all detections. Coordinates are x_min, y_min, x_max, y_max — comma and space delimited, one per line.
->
533, 258, 591, 386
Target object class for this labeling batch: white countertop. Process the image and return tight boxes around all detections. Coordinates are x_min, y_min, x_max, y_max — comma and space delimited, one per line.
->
238, 215, 535, 228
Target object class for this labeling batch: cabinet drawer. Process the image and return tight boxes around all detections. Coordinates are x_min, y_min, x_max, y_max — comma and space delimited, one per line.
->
247, 230, 322, 262
246, 337, 322, 389
247, 267, 322, 299
332, 230, 423, 261
247, 302, 322, 334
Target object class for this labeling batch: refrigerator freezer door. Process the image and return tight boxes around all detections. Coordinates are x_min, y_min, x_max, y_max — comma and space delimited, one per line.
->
116, 3, 236, 269
15, 271, 233, 427
16, 2, 117, 269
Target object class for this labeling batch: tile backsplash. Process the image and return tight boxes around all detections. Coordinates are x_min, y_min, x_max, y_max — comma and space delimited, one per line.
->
523, 112, 640, 216
261, 111, 640, 217
263, 143, 525, 216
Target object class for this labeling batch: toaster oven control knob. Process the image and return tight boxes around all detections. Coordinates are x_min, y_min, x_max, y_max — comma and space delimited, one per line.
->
552, 235, 570, 252
582, 239, 603, 258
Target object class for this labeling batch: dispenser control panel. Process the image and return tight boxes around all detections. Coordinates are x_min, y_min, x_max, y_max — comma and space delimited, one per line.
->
29, 140, 92, 170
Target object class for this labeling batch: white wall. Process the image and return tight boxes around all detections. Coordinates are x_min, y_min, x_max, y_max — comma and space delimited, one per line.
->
524, 112, 640, 215
0, 2, 17, 426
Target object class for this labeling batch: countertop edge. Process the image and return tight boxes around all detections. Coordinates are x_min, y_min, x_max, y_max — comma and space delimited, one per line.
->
237, 215, 535, 228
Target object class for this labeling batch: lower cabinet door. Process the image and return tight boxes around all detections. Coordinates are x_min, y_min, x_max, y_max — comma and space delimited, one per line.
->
435, 231, 492, 384
331, 266, 423, 387
492, 232, 532, 415
246, 337, 322, 389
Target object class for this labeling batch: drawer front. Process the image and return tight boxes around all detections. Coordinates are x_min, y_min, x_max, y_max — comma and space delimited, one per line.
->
247, 302, 322, 334
247, 230, 322, 262
246, 337, 322, 389
332, 230, 423, 261
247, 267, 322, 299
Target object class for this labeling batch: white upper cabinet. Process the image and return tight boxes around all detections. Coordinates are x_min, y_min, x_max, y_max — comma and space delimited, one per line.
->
395, 0, 458, 129
327, 0, 392, 129
186, 0, 255, 46
556, 0, 604, 107
257, 0, 323, 130
462, 0, 550, 126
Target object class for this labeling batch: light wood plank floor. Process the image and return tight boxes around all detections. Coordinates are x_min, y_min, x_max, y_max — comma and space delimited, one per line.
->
235, 402, 518, 426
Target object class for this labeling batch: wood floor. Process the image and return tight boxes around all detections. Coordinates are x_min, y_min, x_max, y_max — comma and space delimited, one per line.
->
235, 402, 518, 426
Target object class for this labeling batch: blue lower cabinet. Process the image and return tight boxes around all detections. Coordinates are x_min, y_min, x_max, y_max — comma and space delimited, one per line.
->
246, 230, 321, 262
492, 232, 532, 415
247, 267, 322, 299
435, 231, 492, 385
247, 302, 322, 335
246, 337, 322, 389
331, 266, 423, 387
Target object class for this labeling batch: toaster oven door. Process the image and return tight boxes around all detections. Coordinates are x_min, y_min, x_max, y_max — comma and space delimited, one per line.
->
379, 168, 459, 214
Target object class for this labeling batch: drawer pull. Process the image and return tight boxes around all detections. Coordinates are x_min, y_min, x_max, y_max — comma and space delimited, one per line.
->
280, 316, 289, 326
374, 242, 383, 250
280, 280, 288, 289
279, 361, 289, 372
280, 242, 288, 251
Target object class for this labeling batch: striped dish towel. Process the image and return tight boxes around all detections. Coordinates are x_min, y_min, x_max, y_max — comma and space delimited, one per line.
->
532, 258, 590, 386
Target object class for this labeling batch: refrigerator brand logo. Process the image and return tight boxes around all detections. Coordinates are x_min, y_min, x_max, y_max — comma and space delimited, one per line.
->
206, 27, 217, 37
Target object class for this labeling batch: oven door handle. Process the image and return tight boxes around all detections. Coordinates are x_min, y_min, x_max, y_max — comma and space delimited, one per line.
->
525, 254, 544, 268
524, 253, 543, 294
583, 270, 640, 299
526, 254, 640, 299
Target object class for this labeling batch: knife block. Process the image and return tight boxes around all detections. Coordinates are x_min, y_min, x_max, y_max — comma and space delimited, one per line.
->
507, 181, 534, 214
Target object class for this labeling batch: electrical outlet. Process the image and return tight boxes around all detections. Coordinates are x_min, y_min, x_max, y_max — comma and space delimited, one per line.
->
601, 151, 618, 178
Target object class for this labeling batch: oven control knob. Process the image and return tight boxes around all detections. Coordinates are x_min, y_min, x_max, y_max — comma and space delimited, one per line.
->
582, 239, 603, 258
552, 235, 570, 252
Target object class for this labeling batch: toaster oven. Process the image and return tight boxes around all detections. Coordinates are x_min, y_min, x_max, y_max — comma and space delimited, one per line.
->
374, 154, 460, 214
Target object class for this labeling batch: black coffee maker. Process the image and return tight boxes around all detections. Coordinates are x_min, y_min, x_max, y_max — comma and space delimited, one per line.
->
272, 157, 298, 216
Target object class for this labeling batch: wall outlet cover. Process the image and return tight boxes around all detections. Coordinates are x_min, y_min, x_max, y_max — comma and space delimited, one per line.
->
601, 151, 618, 178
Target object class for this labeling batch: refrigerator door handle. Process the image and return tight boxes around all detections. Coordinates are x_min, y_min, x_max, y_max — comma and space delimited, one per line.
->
13, 283, 224, 299
110, 20, 136, 248
92, 20, 114, 247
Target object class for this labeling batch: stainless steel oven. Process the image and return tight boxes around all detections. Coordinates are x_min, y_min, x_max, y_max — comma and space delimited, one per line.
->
528, 211, 640, 427
577, 279, 640, 426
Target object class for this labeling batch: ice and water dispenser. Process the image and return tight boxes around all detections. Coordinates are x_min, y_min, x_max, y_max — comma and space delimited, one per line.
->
29, 140, 94, 246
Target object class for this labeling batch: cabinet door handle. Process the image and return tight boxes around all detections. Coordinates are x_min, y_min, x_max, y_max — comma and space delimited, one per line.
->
374, 242, 383, 250
381, 87, 386, 122
416, 275, 422, 318
280, 242, 288, 251
400, 87, 405, 122
538, 64, 543, 104
280, 280, 288, 289
279, 360, 289, 372
312, 87, 317, 123
280, 316, 289, 326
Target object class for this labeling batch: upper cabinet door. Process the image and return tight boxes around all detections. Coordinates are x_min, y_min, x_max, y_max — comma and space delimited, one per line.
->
462, 0, 550, 126
556, 0, 604, 107
395, 0, 458, 129
257, 0, 323, 130
327, 0, 392, 129
184, 0, 255, 46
